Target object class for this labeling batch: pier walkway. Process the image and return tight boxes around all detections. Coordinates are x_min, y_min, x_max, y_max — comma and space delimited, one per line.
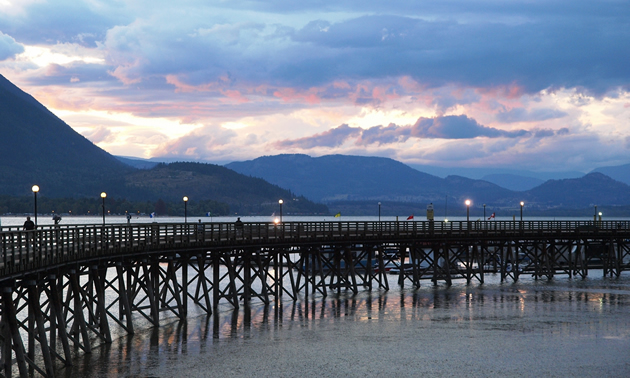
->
1, 220, 629, 376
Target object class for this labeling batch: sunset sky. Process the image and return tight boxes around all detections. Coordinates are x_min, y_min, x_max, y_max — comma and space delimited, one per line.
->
0, 0, 629, 173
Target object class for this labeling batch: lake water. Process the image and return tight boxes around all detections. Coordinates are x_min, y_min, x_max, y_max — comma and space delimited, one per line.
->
59, 271, 630, 377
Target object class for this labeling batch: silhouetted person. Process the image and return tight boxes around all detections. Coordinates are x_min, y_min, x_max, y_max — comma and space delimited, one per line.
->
23, 216, 36, 247
235, 217, 244, 236
53, 214, 61, 225
23, 216, 35, 231
196, 219, 204, 240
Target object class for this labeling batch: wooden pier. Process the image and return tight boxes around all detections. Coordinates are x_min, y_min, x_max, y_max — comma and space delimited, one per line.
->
0, 220, 629, 376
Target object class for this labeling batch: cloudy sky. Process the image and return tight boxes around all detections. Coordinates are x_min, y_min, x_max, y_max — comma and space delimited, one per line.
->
0, 0, 629, 173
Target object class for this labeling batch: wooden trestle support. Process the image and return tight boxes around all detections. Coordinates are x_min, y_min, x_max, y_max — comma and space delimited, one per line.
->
1, 236, 629, 377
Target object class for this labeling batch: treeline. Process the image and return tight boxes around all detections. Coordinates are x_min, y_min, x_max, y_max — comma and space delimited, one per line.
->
0, 195, 230, 216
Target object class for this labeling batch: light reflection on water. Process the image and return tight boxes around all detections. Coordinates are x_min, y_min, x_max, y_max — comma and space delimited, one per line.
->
62, 272, 630, 377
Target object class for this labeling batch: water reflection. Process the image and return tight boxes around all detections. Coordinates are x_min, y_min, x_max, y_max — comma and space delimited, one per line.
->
63, 274, 630, 377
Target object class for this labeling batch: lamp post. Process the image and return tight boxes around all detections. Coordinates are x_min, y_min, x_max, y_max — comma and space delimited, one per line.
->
32, 185, 39, 227
378, 202, 381, 222
183, 196, 189, 224
483, 204, 486, 220
520, 201, 524, 221
279, 199, 283, 223
100, 192, 107, 226
599, 212, 602, 225
465, 199, 471, 222
594, 205, 597, 223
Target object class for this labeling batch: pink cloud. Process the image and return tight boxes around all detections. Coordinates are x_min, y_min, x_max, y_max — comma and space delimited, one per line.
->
273, 88, 321, 104
165, 74, 217, 93
220, 89, 249, 103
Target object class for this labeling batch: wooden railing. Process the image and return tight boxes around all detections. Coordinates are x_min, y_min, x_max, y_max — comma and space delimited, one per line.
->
1, 220, 628, 280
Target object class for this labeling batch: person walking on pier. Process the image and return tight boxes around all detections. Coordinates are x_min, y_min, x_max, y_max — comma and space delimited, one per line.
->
23, 216, 36, 248
235, 217, 244, 237
23, 216, 35, 231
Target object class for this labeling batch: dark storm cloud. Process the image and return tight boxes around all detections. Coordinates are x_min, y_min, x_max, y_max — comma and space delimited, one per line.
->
4, 1, 628, 96
283, 14, 630, 93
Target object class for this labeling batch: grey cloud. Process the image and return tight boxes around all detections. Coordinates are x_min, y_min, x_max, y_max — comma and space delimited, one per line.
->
357, 124, 409, 145
496, 107, 568, 123
25, 63, 113, 86
0, 32, 24, 61
3, 1, 629, 98
557, 128, 570, 135
532, 128, 555, 138
411, 115, 529, 139
0, 1, 129, 46
275, 124, 361, 149
277, 115, 538, 150
154, 126, 238, 158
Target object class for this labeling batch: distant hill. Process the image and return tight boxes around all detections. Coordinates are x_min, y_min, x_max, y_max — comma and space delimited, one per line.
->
481, 174, 545, 191
227, 154, 446, 202
226, 154, 514, 205
520, 172, 630, 208
226, 154, 630, 213
591, 163, 630, 186
116, 156, 159, 170
407, 164, 584, 181
0, 74, 133, 198
124, 162, 328, 215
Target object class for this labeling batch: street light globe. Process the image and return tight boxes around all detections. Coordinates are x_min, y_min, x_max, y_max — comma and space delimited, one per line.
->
520, 201, 524, 206
32, 185, 39, 193
279, 199, 283, 204
183, 196, 188, 202
465, 199, 471, 206
599, 212, 602, 216
101, 192, 106, 198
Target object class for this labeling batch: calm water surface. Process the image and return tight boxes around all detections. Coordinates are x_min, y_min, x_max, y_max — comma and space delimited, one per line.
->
61, 272, 630, 377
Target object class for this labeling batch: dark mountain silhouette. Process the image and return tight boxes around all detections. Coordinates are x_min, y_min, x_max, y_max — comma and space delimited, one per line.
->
519, 172, 630, 208
226, 154, 630, 212
226, 154, 447, 202
0, 74, 133, 198
116, 156, 159, 170
591, 163, 630, 186
0, 75, 327, 215
481, 173, 544, 191
226, 154, 515, 204
124, 162, 328, 215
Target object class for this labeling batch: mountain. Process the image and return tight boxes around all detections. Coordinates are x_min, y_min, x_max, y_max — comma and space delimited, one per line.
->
591, 163, 630, 186
481, 174, 545, 191
407, 164, 584, 181
226, 154, 514, 204
0, 75, 327, 215
124, 162, 328, 215
520, 172, 630, 208
227, 154, 444, 202
226, 154, 630, 212
0, 74, 133, 198
116, 156, 159, 170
